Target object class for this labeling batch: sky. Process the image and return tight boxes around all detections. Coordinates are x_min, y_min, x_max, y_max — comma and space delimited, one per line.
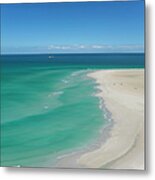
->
1, 0, 144, 54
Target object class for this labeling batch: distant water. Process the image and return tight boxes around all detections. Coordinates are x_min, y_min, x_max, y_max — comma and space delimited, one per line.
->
1, 53, 144, 167
1, 53, 144, 68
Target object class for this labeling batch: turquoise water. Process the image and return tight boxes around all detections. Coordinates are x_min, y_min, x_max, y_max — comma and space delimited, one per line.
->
1, 53, 144, 167
1, 65, 107, 167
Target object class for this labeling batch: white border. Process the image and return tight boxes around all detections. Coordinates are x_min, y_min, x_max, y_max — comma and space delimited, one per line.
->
0, 0, 155, 180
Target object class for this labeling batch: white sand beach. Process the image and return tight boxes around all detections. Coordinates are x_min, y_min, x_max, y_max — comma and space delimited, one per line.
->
78, 69, 145, 170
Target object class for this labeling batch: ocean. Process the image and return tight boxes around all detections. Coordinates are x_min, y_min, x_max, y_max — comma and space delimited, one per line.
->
1, 53, 144, 167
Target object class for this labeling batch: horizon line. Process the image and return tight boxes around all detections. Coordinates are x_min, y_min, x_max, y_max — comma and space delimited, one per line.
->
1, 52, 145, 55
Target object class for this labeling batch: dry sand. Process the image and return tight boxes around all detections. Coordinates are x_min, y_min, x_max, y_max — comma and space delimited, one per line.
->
78, 69, 145, 170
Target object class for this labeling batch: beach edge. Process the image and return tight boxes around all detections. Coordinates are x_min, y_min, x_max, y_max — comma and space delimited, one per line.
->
78, 69, 145, 170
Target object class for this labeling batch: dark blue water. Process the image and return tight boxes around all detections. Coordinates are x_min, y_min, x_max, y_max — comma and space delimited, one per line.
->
1, 53, 144, 69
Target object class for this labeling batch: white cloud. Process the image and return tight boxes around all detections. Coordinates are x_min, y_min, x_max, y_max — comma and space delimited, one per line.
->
115, 44, 144, 50
79, 45, 86, 49
91, 45, 113, 49
48, 44, 143, 50
91, 45, 103, 49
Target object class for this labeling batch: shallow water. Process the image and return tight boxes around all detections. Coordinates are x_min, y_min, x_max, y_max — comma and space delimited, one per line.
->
1, 66, 108, 167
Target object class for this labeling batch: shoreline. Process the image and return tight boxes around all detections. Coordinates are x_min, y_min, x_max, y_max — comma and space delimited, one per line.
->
54, 103, 113, 168
54, 69, 144, 170
53, 70, 114, 168
78, 69, 144, 169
